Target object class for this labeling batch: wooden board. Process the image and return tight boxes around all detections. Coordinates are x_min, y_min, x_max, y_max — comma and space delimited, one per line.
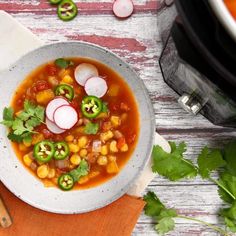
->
0, 0, 236, 235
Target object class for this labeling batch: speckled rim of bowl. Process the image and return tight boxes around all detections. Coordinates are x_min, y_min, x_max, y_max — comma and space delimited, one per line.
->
0, 41, 155, 214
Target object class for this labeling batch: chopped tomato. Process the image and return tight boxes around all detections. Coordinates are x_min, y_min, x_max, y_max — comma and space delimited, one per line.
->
117, 137, 126, 149
120, 102, 130, 111
110, 103, 119, 111
42, 129, 53, 139
70, 100, 79, 109
46, 64, 57, 76
127, 131, 136, 144
35, 80, 50, 92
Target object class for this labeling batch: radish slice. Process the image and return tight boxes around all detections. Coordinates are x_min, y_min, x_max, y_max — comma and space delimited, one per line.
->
54, 105, 78, 130
113, 0, 134, 18
46, 118, 66, 134
84, 76, 108, 98
74, 63, 99, 86
46, 97, 69, 122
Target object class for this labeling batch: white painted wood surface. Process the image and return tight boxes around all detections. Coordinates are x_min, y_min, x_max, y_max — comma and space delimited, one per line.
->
0, 0, 236, 235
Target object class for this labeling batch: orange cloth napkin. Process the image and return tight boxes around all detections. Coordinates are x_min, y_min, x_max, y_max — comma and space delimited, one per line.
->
0, 182, 145, 236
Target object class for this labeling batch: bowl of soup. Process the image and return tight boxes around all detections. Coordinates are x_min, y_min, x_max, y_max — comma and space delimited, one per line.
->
0, 42, 155, 213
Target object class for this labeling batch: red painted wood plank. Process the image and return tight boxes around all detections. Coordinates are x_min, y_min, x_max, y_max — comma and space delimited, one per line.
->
0, 1, 163, 15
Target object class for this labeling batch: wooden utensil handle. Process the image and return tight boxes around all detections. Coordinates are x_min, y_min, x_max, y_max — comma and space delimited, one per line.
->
0, 196, 12, 228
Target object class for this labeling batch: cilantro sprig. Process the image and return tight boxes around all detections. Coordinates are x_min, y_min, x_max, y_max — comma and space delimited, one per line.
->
0, 100, 45, 142
69, 159, 89, 182
144, 192, 230, 236
84, 122, 99, 135
149, 140, 236, 235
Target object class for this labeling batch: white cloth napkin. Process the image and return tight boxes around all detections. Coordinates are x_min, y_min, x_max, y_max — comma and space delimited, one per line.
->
0, 10, 171, 197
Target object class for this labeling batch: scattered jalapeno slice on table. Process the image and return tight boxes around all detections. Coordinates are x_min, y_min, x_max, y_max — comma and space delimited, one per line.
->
49, 0, 62, 4
57, 0, 78, 21
81, 96, 103, 118
58, 173, 74, 190
55, 84, 74, 101
33, 140, 55, 163
54, 141, 70, 160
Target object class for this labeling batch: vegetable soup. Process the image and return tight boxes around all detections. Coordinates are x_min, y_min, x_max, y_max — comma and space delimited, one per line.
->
2, 58, 139, 191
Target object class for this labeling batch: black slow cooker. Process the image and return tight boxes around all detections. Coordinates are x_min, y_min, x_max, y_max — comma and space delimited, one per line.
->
159, 0, 236, 127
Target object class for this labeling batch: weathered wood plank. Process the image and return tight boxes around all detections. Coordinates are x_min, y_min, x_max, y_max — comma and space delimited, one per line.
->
0, 0, 161, 14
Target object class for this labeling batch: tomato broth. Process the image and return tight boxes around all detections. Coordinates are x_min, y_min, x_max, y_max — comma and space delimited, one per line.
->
10, 58, 139, 190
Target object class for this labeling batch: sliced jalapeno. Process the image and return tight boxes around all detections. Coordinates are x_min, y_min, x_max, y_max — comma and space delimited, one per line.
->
57, 0, 78, 21
49, 0, 62, 4
58, 173, 74, 191
55, 84, 74, 101
81, 96, 103, 118
33, 140, 55, 163
54, 141, 70, 160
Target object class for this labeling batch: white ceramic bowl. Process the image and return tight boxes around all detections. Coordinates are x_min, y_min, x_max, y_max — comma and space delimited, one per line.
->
208, 0, 236, 42
0, 42, 155, 214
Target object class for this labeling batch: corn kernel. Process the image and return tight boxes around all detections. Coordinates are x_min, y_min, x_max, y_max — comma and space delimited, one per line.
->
78, 136, 88, 148
23, 139, 32, 147
106, 161, 119, 174
58, 68, 70, 78
88, 171, 100, 179
96, 112, 109, 119
19, 143, 28, 152
78, 175, 89, 184
75, 126, 85, 134
100, 131, 114, 143
70, 154, 81, 165
110, 140, 118, 153
23, 154, 32, 167
65, 135, 74, 142
108, 155, 116, 162
61, 75, 74, 84
47, 169, 56, 179
110, 116, 121, 127
101, 145, 108, 155
79, 149, 88, 158
32, 134, 44, 145
97, 156, 108, 166
120, 143, 129, 152
69, 143, 80, 153
37, 164, 49, 179
36, 89, 55, 105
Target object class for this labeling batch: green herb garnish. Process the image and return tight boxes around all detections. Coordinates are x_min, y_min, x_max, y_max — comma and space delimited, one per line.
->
144, 191, 229, 235
0, 100, 45, 142
55, 58, 74, 69
69, 159, 89, 182
84, 122, 99, 135
148, 140, 236, 235
152, 142, 197, 181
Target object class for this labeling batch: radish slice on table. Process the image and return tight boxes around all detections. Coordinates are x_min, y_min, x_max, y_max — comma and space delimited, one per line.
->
84, 76, 108, 98
46, 97, 69, 122
54, 105, 78, 130
113, 0, 134, 18
74, 63, 99, 86
46, 118, 66, 134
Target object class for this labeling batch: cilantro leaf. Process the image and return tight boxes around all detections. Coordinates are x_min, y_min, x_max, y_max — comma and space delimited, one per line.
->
17, 111, 31, 121
69, 159, 89, 182
84, 122, 99, 135
143, 191, 165, 217
220, 201, 236, 233
197, 147, 226, 179
155, 217, 175, 235
144, 192, 177, 235
55, 58, 72, 69
25, 117, 41, 128
3, 107, 14, 121
152, 143, 197, 181
12, 119, 30, 135
34, 106, 45, 122
24, 100, 36, 116
218, 173, 236, 204
223, 141, 236, 176
7, 132, 24, 142
0, 120, 14, 127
